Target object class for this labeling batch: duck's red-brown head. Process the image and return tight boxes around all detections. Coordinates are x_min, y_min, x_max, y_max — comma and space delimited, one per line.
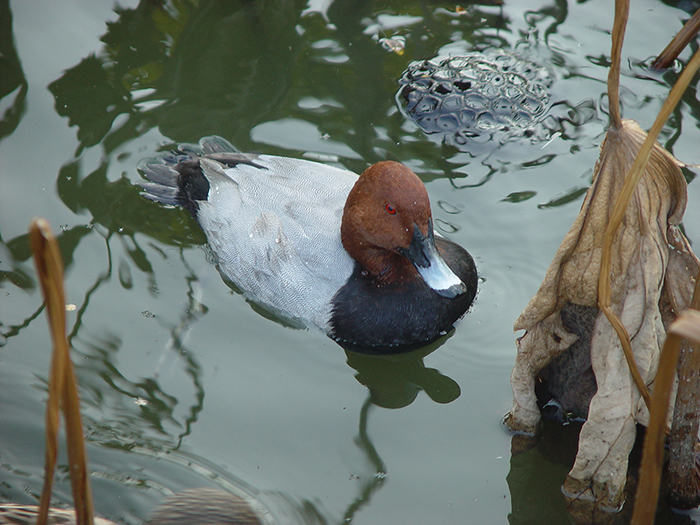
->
341, 161, 466, 297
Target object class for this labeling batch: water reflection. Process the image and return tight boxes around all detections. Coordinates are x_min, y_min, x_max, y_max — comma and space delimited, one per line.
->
5, 0, 700, 522
506, 421, 582, 525
504, 420, 700, 525
40, 0, 597, 178
346, 340, 460, 408
1, 247, 443, 523
31, 0, 686, 200
33, 0, 615, 230
342, 397, 386, 523
341, 343, 461, 520
74, 263, 208, 451
2, 242, 202, 455
0, 0, 27, 141
46, 0, 309, 154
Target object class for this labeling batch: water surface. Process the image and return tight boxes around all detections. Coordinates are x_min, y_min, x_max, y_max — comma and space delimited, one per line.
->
2, 0, 700, 523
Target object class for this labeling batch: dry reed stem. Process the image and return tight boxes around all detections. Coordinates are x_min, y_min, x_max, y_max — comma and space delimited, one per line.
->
632, 273, 700, 522
607, 0, 628, 130
653, 7, 700, 70
668, 283, 700, 507
29, 218, 94, 525
631, 307, 700, 524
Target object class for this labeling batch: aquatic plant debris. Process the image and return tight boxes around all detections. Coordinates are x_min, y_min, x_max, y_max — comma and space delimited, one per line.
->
504, 0, 700, 518
379, 36, 405, 55
506, 117, 699, 517
396, 49, 554, 149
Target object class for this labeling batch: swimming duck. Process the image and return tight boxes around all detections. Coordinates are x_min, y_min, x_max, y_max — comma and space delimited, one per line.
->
139, 137, 477, 351
0, 488, 266, 525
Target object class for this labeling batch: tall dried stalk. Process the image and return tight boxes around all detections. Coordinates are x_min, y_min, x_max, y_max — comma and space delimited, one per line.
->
30, 218, 94, 525
607, 0, 627, 131
653, 7, 700, 70
668, 299, 700, 508
631, 297, 700, 524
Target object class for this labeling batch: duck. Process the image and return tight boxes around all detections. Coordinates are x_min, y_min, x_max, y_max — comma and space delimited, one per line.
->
139, 136, 477, 351
0, 488, 267, 525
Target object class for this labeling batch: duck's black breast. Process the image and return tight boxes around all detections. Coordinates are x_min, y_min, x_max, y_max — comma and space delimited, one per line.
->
329, 238, 477, 353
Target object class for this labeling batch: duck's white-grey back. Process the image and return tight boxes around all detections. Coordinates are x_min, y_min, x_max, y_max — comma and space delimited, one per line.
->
140, 138, 357, 330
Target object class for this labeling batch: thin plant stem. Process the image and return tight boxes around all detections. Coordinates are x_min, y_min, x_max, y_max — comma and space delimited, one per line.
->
653, 7, 700, 70
30, 218, 94, 525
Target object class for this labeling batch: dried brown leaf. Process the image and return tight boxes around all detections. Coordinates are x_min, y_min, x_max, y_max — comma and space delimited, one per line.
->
505, 119, 698, 516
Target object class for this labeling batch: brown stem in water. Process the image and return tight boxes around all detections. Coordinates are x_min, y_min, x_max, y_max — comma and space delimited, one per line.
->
668, 271, 700, 509
668, 338, 700, 508
631, 274, 700, 524
607, 0, 628, 130
653, 8, 700, 70
30, 218, 94, 525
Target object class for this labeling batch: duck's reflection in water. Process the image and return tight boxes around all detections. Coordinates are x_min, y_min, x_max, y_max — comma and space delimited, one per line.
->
338, 338, 460, 521
344, 336, 460, 409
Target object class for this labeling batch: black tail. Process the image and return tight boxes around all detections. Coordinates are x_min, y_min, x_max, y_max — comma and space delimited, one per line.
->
138, 136, 242, 218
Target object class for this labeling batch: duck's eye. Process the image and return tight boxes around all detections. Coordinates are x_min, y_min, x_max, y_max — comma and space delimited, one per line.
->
385, 204, 396, 215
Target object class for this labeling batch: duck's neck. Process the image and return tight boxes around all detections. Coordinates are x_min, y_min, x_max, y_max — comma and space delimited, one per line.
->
357, 248, 419, 286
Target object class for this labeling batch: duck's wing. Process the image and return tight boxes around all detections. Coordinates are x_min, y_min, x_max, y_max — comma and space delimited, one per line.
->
139, 139, 358, 328
196, 155, 357, 328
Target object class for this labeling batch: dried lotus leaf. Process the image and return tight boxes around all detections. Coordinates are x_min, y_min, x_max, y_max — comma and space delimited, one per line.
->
505, 119, 699, 517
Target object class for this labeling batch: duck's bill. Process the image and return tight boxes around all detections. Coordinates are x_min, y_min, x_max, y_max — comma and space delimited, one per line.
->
400, 221, 467, 298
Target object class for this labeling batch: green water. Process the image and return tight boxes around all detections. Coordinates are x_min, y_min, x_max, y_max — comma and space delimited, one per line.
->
1, 0, 699, 523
